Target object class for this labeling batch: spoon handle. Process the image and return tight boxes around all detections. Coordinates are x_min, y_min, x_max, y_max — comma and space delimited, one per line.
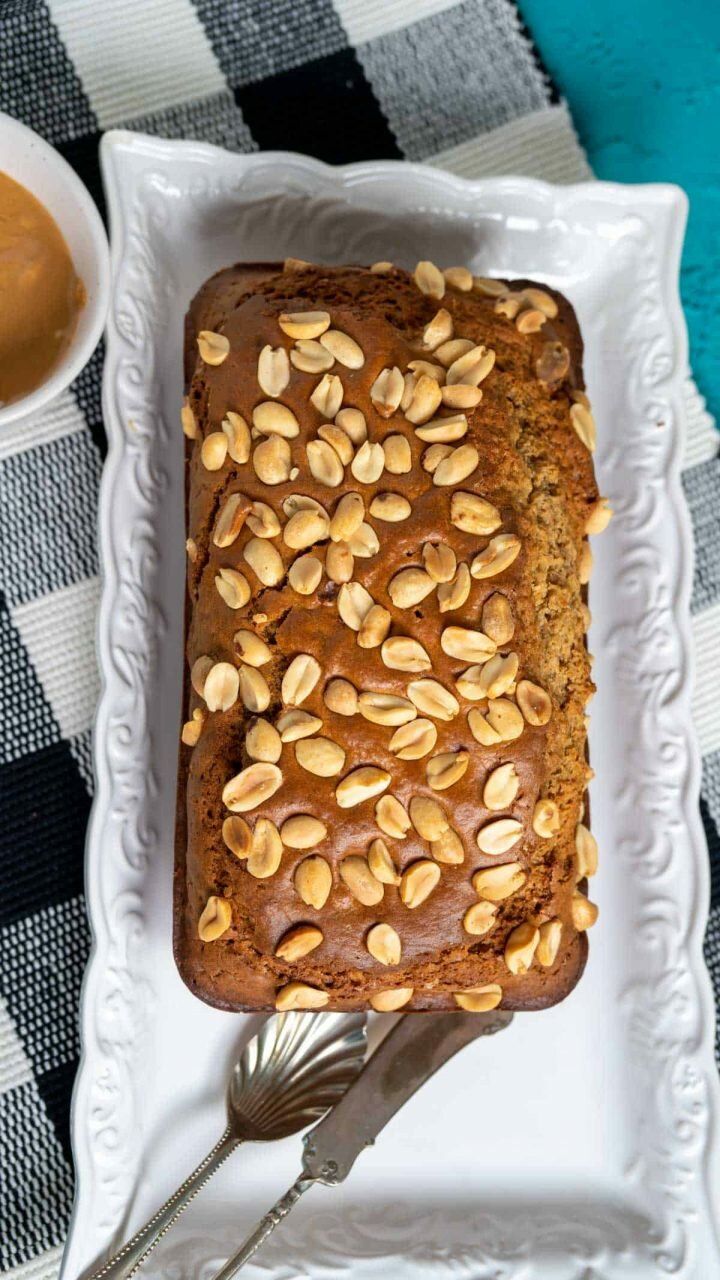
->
88, 1127, 239, 1280
211, 1174, 316, 1280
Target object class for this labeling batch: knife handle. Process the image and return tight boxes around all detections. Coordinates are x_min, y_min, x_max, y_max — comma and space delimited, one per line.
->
302, 1008, 513, 1183
210, 1175, 316, 1280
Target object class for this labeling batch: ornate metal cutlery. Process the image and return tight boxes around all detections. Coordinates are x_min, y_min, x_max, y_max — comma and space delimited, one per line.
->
212, 1008, 513, 1279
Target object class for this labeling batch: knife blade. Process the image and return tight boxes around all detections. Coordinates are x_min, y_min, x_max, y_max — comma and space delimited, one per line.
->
210, 1008, 513, 1280
301, 1008, 513, 1184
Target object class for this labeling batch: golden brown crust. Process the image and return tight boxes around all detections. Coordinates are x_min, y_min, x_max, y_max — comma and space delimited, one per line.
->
174, 262, 599, 1012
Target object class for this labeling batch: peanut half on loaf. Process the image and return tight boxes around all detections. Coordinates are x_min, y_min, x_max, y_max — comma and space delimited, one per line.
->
174, 259, 610, 1014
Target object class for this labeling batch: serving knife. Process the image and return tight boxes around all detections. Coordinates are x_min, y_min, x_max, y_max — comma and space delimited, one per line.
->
211, 1007, 513, 1279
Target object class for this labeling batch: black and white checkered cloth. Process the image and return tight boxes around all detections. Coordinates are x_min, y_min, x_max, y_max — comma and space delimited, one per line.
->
0, 1, 718, 1273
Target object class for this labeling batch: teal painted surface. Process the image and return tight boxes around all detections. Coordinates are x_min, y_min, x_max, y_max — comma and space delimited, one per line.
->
519, 0, 720, 421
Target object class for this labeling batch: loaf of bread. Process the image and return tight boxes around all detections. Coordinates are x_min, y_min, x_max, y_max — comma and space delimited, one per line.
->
174, 259, 608, 1014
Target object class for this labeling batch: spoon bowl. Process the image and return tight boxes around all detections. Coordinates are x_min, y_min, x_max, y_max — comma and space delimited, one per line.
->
227, 1011, 368, 1141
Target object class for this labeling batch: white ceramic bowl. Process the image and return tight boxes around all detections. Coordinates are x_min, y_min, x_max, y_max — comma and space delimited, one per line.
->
0, 111, 110, 427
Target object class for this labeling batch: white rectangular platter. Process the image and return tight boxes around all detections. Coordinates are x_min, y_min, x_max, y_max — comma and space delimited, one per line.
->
61, 132, 720, 1280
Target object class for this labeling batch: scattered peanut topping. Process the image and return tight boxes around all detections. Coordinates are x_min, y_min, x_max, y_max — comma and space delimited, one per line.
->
223, 762, 282, 813
453, 984, 502, 1012
368, 838, 401, 886
340, 855, 384, 905
278, 310, 330, 340
586, 497, 613, 534
335, 406, 367, 444
570, 402, 597, 452
389, 718, 437, 760
295, 856, 332, 908
483, 762, 520, 810
198, 896, 232, 941
413, 260, 445, 299
409, 795, 449, 841
381, 635, 431, 672
516, 308, 546, 334
575, 823, 599, 878
429, 827, 464, 864
441, 625, 495, 662
437, 563, 471, 612
336, 766, 391, 809
295, 736, 346, 777
400, 859, 441, 908
366, 922, 401, 965
470, 533, 521, 579
370, 492, 412, 522
253, 400, 300, 439
215, 568, 251, 610
441, 384, 483, 409
446, 345, 495, 387
416, 413, 468, 444
281, 815, 327, 849
201, 431, 228, 471
257, 346, 290, 397
282, 654, 321, 706
443, 265, 473, 291
307, 437, 344, 486
247, 817, 283, 879
276, 709, 323, 741
213, 492, 250, 547
370, 366, 404, 417
204, 662, 239, 712
404, 375, 443, 425
388, 567, 435, 609
275, 982, 329, 1011
245, 716, 280, 760
516, 679, 552, 726
338, 581, 374, 630
505, 921, 540, 974
476, 818, 523, 856
432, 443, 479, 486
275, 924, 323, 961
370, 988, 413, 1011
197, 330, 229, 365
324, 677, 358, 717
426, 750, 469, 790
318, 423, 354, 464
463, 901, 497, 936
351, 440, 385, 483
181, 398, 198, 439
407, 679, 459, 721
536, 919, 562, 967
423, 308, 453, 350
181, 707, 205, 746
533, 799, 560, 839
536, 341, 570, 385
253, 434, 292, 484
319, 329, 365, 369
222, 815, 252, 859
451, 491, 501, 535
473, 277, 508, 297
310, 372, 344, 417
291, 339, 334, 373
481, 593, 514, 644
473, 862, 526, 901
571, 890, 599, 931
375, 794, 411, 839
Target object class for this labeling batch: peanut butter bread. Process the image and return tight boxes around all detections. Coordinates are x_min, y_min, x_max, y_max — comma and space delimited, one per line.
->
174, 260, 608, 1014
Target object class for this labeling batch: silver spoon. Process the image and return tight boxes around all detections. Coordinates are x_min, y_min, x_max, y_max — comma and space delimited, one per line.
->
87, 1010, 367, 1280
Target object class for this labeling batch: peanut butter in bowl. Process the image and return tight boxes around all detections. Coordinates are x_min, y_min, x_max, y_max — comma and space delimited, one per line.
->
0, 170, 85, 406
